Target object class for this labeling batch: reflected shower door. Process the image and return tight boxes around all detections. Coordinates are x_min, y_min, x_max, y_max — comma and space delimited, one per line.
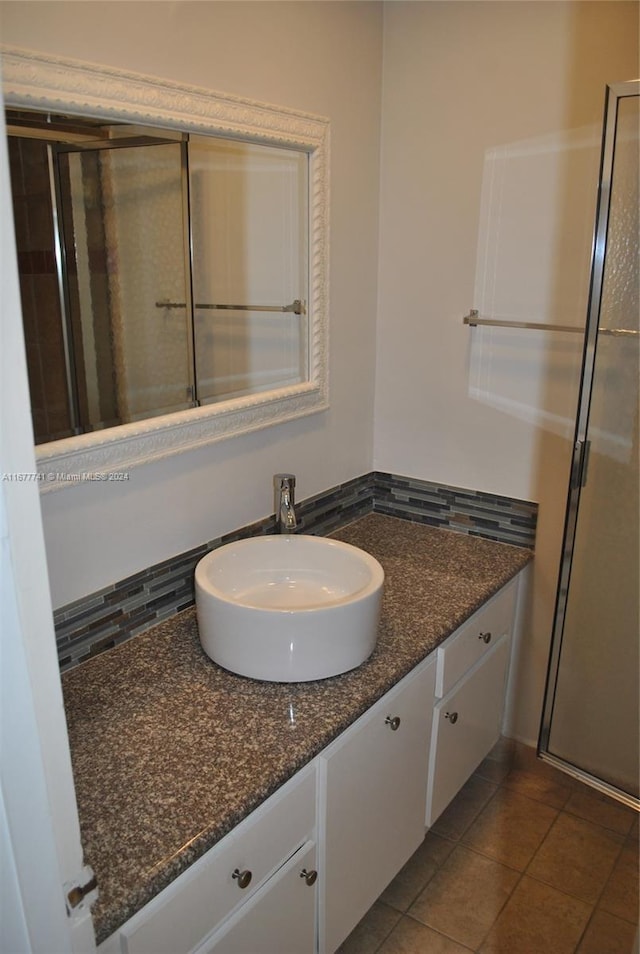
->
58, 141, 194, 429
540, 84, 639, 806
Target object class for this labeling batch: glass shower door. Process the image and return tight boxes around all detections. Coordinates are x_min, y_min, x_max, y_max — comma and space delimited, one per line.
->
57, 140, 195, 430
539, 83, 639, 806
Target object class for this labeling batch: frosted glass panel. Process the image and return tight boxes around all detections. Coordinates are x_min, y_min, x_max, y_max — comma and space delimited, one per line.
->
547, 95, 639, 797
189, 137, 308, 403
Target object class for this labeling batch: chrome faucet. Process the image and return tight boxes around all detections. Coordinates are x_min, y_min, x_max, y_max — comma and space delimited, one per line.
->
274, 473, 297, 533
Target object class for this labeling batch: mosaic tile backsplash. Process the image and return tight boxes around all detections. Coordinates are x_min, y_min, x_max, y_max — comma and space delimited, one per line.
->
54, 472, 537, 670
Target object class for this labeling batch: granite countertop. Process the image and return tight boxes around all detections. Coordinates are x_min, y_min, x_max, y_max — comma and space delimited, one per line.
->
61, 513, 532, 944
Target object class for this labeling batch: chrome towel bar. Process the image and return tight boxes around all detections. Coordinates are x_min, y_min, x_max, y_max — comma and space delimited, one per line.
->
463, 310, 637, 337
156, 299, 305, 315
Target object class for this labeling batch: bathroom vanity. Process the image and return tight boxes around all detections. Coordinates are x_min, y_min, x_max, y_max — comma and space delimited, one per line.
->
61, 514, 531, 953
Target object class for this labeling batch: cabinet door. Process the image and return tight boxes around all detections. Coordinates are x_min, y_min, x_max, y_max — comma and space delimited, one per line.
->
196, 841, 317, 954
426, 634, 510, 827
319, 658, 436, 954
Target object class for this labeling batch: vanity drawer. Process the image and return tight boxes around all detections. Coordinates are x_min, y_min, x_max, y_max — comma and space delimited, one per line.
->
119, 764, 316, 954
435, 577, 517, 698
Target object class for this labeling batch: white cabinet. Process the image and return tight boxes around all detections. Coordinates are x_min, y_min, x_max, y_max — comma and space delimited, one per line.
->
425, 579, 518, 827
197, 841, 317, 954
102, 764, 316, 954
318, 657, 437, 954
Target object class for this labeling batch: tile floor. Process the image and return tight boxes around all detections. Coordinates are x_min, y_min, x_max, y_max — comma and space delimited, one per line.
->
338, 739, 639, 954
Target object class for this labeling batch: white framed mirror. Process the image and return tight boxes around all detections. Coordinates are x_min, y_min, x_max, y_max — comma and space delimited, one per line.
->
1, 47, 329, 492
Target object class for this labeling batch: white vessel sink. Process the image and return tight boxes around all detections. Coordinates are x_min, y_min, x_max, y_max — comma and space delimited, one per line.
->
195, 535, 384, 682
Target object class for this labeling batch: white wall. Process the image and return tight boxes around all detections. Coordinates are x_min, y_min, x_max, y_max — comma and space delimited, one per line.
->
375, 0, 639, 741
0, 0, 383, 607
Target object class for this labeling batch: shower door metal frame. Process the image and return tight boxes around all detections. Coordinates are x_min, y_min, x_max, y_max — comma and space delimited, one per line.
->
47, 141, 83, 438
538, 80, 640, 810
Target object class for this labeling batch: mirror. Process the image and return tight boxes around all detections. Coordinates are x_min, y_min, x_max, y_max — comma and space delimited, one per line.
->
2, 47, 328, 490
7, 113, 309, 441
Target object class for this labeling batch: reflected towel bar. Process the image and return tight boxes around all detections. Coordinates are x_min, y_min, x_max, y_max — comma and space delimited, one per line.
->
463, 310, 637, 337
156, 299, 305, 315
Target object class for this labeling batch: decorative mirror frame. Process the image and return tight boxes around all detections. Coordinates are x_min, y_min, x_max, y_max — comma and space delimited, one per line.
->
1, 46, 329, 492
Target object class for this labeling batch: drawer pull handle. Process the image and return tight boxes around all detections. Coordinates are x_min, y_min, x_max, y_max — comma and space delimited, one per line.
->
479, 631, 492, 644
300, 868, 318, 886
445, 711, 459, 724
232, 868, 252, 889
385, 715, 401, 731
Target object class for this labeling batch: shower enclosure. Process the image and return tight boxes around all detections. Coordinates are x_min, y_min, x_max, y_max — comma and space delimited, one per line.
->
539, 81, 639, 808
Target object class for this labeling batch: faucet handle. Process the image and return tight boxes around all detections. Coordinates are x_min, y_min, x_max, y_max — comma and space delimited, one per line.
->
274, 473, 296, 489
274, 473, 296, 503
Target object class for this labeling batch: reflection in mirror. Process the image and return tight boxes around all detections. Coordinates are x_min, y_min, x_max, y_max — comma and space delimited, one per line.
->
190, 136, 308, 405
7, 110, 309, 444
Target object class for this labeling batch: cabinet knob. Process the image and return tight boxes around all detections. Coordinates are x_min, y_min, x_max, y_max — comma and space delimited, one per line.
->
232, 868, 252, 889
300, 867, 318, 886
385, 715, 401, 731
479, 631, 492, 644
445, 711, 459, 724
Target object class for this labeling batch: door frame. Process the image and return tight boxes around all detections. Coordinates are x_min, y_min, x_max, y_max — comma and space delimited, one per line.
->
0, 92, 97, 952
